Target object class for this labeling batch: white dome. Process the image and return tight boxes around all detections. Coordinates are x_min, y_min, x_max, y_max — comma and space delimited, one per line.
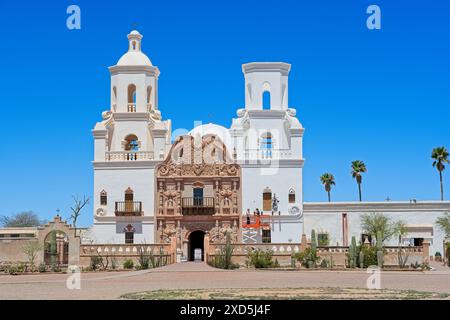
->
189, 123, 233, 149
117, 51, 152, 66
116, 30, 152, 66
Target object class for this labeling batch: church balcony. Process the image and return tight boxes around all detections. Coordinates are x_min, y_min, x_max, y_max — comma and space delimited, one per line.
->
115, 201, 143, 216
243, 149, 292, 160
127, 103, 136, 112
105, 151, 154, 161
181, 197, 215, 215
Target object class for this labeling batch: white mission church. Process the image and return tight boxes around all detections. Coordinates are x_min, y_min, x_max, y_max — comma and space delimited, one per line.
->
89, 30, 449, 260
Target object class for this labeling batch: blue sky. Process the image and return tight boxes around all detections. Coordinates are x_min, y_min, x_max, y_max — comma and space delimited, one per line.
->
0, 0, 449, 227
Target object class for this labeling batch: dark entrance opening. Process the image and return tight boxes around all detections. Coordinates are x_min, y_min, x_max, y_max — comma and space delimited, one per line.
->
188, 230, 205, 261
413, 238, 424, 247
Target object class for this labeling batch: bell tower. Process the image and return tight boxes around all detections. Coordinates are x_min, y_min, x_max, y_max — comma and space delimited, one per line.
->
109, 30, 160, 114
242, 62, 290, 111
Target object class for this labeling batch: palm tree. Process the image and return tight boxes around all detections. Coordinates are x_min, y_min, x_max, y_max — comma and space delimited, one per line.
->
320, 173, 335, 202
431, 146, 449, 201
351, 160, 367, 202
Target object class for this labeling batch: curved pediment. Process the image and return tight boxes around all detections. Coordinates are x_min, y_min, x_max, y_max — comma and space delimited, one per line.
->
157, 135, 239, 178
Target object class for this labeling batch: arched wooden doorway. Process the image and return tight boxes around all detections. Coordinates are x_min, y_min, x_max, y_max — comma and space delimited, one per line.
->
188, 230, 205, 261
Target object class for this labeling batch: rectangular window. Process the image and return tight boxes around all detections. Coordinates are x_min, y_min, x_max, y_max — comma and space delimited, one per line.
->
263, 192, 271, 211
262, 229, 271, 243
100, 194, 107, 205
288, 193, 295, 203
125, 232, 134, 244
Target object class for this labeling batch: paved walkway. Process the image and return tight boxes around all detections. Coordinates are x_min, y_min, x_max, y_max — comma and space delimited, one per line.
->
0, 262, 449, 299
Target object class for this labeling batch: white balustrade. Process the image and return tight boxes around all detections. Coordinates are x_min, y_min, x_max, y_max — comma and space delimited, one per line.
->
105, 151, 154, 161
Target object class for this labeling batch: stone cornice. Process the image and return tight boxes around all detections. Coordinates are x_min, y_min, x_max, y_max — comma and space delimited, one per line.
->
94, 216, 155, 223
238, 159, 304, 168
289, 127, 304, 137
92, 128, 108, 138
93, 160, 162, 169
247, 110, 286, 119
303, 201, 450, 213
113, 112, 150, 121
242, 62, 291, 75
151, 128, 168, 137
109, 65, 160, 77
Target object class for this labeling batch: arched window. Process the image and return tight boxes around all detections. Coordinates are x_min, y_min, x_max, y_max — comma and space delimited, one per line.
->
263, 187, 272, 211
124, 134, 139, 151
100, 190, 107, 205
127, 84, 136, 112
262, 91, 271, 110
288, 189, 295, 203
260, 132, 273, 158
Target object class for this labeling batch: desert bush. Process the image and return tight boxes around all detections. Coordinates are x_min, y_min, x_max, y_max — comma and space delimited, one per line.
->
38, 263, 47, 273
209, 233, 238, 269
90, 256, 103, 271
247, 249, 279, 268
293, 247, 320, 268
123, 259, 134, 269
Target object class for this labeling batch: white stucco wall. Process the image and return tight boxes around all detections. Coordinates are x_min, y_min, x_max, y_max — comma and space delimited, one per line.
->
303, 202, 450, 255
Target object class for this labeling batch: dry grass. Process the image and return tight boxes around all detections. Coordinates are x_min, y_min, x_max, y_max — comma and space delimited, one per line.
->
121, 287, 449, 300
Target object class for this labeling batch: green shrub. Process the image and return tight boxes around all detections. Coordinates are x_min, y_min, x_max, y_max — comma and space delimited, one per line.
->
16, 262, 26, 273
317, 233, 330, 246
123, 259, 134, 269
137, 248, 150, 270
435, 251, 441, 257
247, 249, 278, 268
446, 243, 450, 267
90, 256, 103, 271
293, 247, 320, 268
209, 233, 238, 269
110, 256, 118, 270
38, 263, 47, 273
51, 264, 61, 272
7, 266, 18, 275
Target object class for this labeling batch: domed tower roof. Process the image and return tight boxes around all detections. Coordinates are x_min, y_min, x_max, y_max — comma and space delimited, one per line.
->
116, 30, 152, 66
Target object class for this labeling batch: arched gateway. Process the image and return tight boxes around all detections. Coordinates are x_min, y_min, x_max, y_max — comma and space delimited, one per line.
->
155, 134, 242, 260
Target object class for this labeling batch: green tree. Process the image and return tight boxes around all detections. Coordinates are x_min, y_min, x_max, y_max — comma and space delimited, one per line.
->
360, 212, 396, 243
0, 211, 45, 227
351, 160, 367, 202
431, 146, 449, 201
320, 173, 335, 202
21, 241, 43, 272
436, 212, 450, 239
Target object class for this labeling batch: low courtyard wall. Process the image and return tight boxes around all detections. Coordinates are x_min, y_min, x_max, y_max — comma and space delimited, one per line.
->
206, 242, 428, 268
79, 240, 176, 267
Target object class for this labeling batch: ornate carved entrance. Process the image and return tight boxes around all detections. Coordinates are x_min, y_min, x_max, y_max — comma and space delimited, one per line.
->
155, 134, 241, 260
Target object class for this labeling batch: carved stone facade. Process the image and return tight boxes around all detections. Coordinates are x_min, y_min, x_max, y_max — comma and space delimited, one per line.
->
155, 135, 241, 259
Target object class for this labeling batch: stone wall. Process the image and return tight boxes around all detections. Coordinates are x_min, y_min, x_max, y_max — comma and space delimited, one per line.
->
0, 238, 35, 264
205, 240, 428, 268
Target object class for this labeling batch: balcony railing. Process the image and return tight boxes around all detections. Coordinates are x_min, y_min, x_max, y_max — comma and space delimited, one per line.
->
243, 149, 293, 160
127, 103, 136, 112
115, 201, 143, 216
105, 151, 154, 161
181, 197, 215, 215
